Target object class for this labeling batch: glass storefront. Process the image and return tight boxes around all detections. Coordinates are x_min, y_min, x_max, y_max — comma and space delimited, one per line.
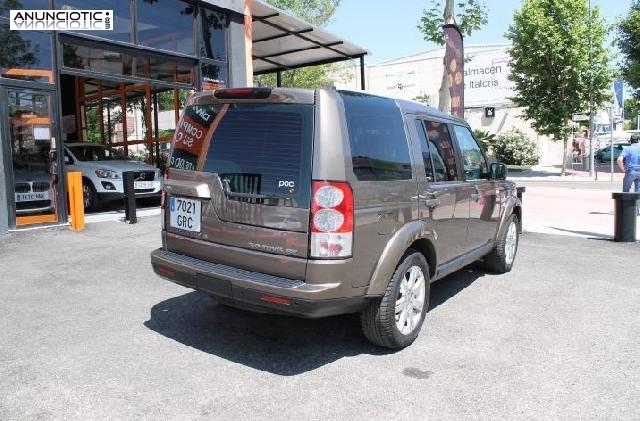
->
8, 89, 59, 225
1, 0, 234, 230
0, 24, 54, 83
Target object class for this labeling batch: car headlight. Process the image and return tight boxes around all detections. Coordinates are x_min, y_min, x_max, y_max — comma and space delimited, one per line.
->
154, 169, 161, 179
95, 169, 120, 179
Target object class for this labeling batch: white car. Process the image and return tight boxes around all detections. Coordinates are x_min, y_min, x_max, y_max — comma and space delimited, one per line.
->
14, 167, 53, 215
62, 143, 162, 210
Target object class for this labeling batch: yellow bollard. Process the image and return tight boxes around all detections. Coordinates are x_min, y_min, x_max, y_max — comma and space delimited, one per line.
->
67, 171, 85, 231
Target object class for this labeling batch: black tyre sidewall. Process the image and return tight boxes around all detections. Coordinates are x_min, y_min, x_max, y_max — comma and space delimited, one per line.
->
83, 180, 96, 211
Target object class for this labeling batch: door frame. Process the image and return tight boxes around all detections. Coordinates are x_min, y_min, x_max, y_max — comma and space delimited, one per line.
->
0, 83, 65, 229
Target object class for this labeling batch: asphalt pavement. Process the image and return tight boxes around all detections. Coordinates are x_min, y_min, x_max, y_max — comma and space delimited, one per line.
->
1, 170, 639, 420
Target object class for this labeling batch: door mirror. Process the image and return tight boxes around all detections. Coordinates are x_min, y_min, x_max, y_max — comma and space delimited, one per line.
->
489, 162, 507, 180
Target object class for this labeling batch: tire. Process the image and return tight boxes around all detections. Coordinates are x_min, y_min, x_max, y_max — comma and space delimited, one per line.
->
82, 180, 97, 211
484, 214, 519, 273
361, 250, 430, 349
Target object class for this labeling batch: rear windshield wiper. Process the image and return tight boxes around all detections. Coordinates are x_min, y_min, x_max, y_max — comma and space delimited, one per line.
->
221, 178, 280, 200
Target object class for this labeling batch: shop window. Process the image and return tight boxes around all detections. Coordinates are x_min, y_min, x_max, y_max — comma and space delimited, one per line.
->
55, 0, 133, 43
9, 90, 59, 225
62, 38, 194, 85
149, 56, 194, 85
136, 0, 195, 56
1, 0, 49, 18
201, 61, 226, 90
0, 24, 54, 83
55, 0, 131, 42
200, 7, 227, 61
63, 42, 135, 76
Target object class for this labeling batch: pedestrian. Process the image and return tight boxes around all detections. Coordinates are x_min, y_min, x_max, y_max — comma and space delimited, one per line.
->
617, 134, 640, 215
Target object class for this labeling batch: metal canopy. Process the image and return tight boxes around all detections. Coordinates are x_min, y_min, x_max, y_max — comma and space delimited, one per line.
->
251, 0, 368, 75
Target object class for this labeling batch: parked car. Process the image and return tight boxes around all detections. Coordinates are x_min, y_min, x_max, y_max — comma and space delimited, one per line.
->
150, 88, 523, 349
13, 166, 53, 215
62, 143, 162, 210
595, 142, 630, 163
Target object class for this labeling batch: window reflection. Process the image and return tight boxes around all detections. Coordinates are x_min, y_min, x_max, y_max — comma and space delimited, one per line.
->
201, 62, 226, 90
200, 7, 227, 60
55, 0, 133, 43
136, 0, 195, 55
0, 24, 53, 83
9, 91, 58, 220
1, 0, 50, 18
62, 39, 194, 85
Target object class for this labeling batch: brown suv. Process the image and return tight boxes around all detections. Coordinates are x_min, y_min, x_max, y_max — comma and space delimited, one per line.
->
150, 88, 522, 349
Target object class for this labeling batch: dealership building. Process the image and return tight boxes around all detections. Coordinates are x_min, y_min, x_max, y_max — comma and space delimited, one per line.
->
0, 0, 366, 234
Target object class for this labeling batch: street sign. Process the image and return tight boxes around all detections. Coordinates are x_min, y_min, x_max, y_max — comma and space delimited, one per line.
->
572, 113, 589, 122
485, 107, 495, 118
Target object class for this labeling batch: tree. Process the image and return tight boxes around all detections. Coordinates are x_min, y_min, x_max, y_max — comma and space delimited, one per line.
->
254, 0, 341, 88
617, 1, 640, 94
417, 0, 488, 112
506, 0, 612, 175
412, 92, 432, 104
624, 97, 640, 129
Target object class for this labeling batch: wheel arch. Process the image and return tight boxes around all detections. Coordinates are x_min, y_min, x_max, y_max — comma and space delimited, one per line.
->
365, 220, 437, 297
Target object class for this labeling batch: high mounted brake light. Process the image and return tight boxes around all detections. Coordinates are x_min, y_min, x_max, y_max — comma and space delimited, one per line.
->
213, 87, 272, 99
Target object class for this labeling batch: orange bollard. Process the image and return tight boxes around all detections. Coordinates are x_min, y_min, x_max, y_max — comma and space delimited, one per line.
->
67, 171, 85, 231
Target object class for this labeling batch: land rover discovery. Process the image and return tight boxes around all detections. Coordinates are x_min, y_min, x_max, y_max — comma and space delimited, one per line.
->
150, 87, 522, 349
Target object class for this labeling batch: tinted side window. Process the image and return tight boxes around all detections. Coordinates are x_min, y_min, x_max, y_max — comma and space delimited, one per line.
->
452, 125, 488, 180
339, 92, 412, 181
424, 120, 458, 181
414, 119, 436, 181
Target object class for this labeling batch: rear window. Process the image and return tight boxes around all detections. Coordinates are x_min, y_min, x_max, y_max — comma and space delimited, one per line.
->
169, 102, 313, 208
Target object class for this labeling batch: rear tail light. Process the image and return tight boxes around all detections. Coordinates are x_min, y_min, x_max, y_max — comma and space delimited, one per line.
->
160, 172, 168, 230
310, 181, 353, 258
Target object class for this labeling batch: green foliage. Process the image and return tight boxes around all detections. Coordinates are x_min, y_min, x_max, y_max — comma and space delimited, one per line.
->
254, 63, 337, 88
412, 92, 431, 104
617, 1, 640, 93
493, 128, 539, 166
625, 97, 640, 119
417, 0, 488, 45
472, 129, 496, 151
506, 0, 613, 139
266, 0, 340, 26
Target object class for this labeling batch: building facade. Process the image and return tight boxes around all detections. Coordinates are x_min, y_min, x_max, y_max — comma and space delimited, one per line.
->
334, 44, 567, 167
0, 0, 250, 233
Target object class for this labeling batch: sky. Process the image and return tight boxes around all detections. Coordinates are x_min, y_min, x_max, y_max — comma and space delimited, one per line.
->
324, 0, 634, 65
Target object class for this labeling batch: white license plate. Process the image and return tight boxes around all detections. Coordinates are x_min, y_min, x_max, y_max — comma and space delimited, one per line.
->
169, 197, 201, 232
16, 192, 49, 202
134, 181, 155, 189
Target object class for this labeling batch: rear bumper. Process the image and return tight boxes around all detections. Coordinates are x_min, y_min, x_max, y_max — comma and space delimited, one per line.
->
150, 249, 367, 318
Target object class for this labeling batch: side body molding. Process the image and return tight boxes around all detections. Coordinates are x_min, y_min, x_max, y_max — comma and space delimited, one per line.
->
365, 220, 436, 297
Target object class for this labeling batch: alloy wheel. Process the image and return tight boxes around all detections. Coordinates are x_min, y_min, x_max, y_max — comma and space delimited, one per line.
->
395, 265, 426, 335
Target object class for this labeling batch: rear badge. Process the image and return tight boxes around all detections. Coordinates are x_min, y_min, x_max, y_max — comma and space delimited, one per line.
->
277, 180, 296, 194
248, 242, 297, 255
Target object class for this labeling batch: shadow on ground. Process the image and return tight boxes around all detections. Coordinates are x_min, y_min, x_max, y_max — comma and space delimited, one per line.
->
144, 266, 485, 375
547, 226, 612, 240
